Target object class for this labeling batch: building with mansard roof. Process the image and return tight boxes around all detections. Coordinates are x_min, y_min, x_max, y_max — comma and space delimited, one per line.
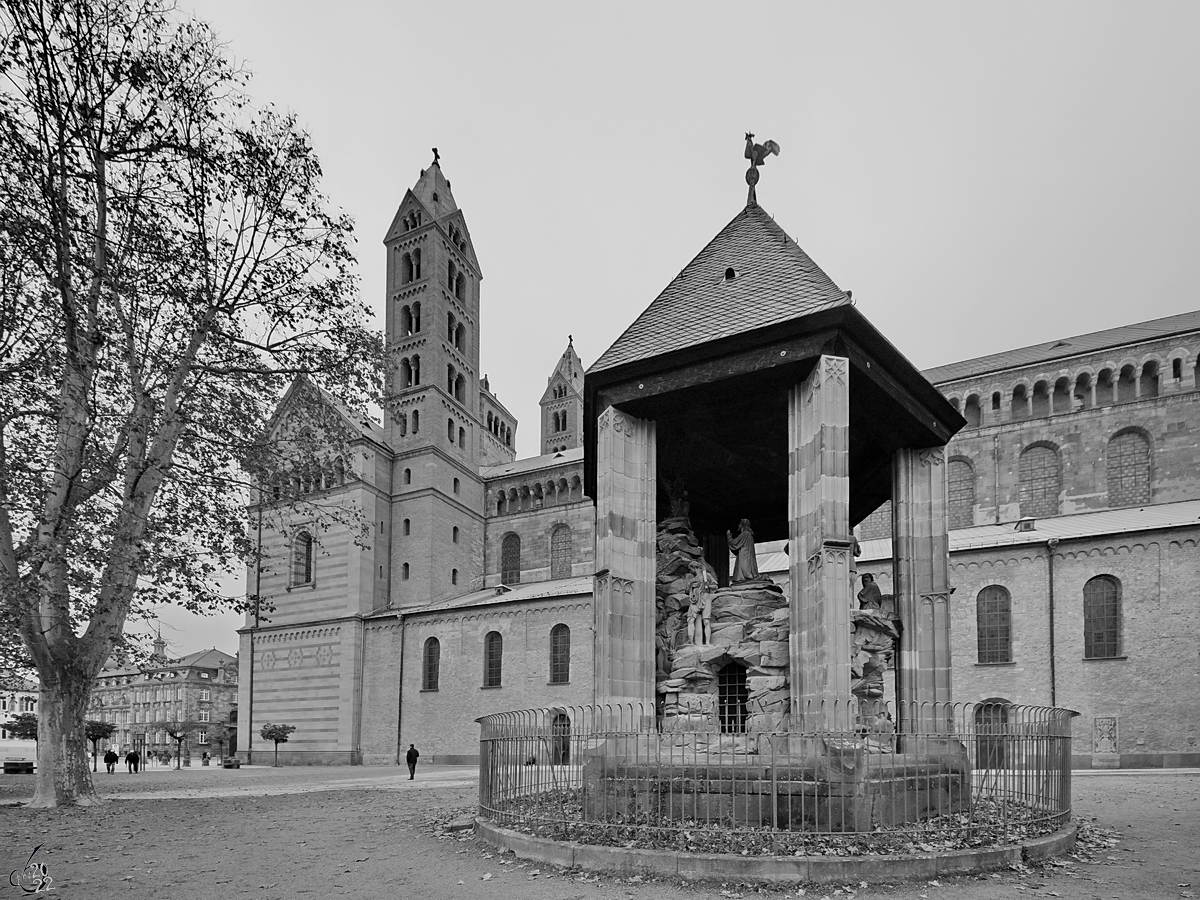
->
88, 638, 239, 761
238, 155, 1200, 768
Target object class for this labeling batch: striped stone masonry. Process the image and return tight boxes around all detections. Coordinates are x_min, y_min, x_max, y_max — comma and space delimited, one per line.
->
789, 355, 853, 726
593, 406, 657, 713
892, 446, 954, 732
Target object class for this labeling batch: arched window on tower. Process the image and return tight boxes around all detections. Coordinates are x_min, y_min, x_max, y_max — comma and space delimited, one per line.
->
447, 312, 456, 343
455, 273, 465, 301
398, 412, 407, 436
484, 631, 503, 687
422, 638, 440, 691
447, 419, 455, 442
332, 457, 346, 486
455, 323, 465, 352
501, 533, 521, 586
455, 374, 465, 403
400, 252, 414, 284
1096, 368, 1115, 405
550, 524, 572, 579
458, 426, 466, 448
976, 585, 1012, 664
292, 532, 314, 586
400, 305, 413, 336
411, 410, 419, 433
549, 624, 570, 684
447, 260, 457, 290
412, 247, 422, 280
947, 458, 975, 529
1018, 444, 1060, 518
411, 301, 421, 332
1107, 430, 1151, 507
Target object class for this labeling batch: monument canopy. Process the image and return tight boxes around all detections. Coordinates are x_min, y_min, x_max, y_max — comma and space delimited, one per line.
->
585, 203, 963, 542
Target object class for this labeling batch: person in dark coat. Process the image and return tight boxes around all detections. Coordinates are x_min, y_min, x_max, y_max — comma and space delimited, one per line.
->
405, 744, 419, 780
125, 749, 140, 774
103, 749, 119, 774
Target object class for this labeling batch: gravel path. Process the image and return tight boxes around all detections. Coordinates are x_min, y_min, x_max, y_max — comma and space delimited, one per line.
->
1, 766, 1196, 899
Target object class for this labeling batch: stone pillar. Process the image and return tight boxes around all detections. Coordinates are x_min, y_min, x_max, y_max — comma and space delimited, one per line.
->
789, 355, 853, 730
593, 406, 657, 719
892, 446, 954, 733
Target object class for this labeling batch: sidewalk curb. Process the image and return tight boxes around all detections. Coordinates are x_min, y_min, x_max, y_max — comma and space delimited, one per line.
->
474, 819, 1077, 884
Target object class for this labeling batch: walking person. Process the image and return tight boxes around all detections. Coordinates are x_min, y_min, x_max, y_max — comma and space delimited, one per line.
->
104, 749, 118, 774
125, 749, 140, 774
405, 743, 419, 780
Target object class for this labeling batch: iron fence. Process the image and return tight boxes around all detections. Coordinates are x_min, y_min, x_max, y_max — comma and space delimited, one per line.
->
478, 700, 1075, 855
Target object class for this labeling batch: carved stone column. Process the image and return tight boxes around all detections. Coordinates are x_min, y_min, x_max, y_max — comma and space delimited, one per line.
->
892, 446, 954, 732
789, 355, 853, 729
593, 406, 657, 717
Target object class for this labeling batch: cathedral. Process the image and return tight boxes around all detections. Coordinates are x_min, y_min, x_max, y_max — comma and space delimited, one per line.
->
238, 160, 594, 765
237, 158, 1200, 769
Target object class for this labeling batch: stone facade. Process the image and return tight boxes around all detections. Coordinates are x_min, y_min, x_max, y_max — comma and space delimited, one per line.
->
851, 311, 1200, 767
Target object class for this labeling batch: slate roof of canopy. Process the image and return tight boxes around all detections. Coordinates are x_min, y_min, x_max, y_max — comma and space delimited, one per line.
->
589, 203, 851, 374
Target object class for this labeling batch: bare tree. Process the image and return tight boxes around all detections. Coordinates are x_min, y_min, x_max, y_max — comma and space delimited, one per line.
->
0, 0, 379, 806
163, 719, 197, 769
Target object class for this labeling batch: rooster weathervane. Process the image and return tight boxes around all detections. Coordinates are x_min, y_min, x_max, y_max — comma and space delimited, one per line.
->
744, 133, 780, 206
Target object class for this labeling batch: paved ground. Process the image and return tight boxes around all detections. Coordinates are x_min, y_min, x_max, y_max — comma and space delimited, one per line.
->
0, 765, 1196, 899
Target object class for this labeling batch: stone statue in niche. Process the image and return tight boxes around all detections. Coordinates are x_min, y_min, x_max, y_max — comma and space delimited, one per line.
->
727, 518, 760, 583
686, 561, 716, 645
857, 573, 883, 610
662, 475, 690, 521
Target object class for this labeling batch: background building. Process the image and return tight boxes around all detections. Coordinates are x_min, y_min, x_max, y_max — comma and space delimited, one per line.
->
89, 640, 239, 760
1, 673, 38, 759
239, 158, 1199, 768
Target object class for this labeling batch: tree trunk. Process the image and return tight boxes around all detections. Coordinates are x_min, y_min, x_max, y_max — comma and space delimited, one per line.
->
274, 742, 279, 767
31, 679, 99, 807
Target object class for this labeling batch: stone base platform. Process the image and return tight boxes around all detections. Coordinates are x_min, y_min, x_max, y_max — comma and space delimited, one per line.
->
582, 741, 970, 832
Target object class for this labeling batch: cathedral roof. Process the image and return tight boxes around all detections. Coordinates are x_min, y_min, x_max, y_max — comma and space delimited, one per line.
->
397, 575, 593, 616
857, 498, 1200, 561
410, 161, 458, 216
922, 308, 1200, 385
481, 447, 583, 480
589, 203, 850, 374
541, 338, 584, 402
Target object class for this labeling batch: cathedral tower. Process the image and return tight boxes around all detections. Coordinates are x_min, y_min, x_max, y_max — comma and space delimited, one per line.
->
382, 155, 509, 607
539, 337, 584, 454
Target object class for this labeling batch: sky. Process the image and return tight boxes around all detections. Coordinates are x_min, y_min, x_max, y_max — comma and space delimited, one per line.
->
153, 0, 1200, 657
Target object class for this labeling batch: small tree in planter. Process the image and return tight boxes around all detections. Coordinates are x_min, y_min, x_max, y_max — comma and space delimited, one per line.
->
260, 723, 296, 767
85, 721, 117, 772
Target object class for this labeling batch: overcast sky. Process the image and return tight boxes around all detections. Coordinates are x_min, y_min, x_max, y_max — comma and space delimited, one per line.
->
156, 0, 1200, 656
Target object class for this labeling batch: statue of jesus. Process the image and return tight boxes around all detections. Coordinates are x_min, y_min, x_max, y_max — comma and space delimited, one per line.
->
727, 518, 759, 583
